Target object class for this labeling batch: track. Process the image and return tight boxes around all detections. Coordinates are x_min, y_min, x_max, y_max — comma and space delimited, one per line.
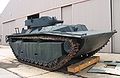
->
8, 35, 109, 71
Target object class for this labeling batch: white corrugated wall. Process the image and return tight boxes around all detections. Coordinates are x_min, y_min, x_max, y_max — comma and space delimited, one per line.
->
1, 0, 120, 53
112, 0, 120, 53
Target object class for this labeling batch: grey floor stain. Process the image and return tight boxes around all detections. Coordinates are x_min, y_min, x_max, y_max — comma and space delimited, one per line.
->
0, 59, 22, 69
0, 59, 24, 78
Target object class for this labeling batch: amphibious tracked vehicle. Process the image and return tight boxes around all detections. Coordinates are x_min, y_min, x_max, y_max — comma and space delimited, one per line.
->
6, 16, 116, 71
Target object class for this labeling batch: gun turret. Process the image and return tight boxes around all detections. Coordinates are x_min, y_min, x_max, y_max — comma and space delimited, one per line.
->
25, 16, 63, 28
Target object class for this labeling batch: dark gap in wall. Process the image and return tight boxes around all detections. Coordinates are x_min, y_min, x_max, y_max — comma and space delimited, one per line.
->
27, 13, 39, 20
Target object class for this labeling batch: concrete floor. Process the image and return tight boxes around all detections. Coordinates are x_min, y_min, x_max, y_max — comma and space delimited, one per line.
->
0, 45, 120, 78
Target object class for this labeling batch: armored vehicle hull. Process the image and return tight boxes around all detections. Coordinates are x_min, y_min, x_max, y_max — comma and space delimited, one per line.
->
6, 16, 116, 71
